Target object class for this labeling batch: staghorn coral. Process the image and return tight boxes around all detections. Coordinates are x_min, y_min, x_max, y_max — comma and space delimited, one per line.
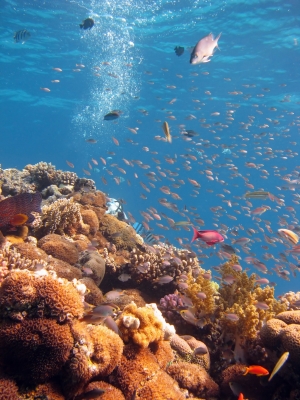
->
99, 214, 143, 250
0, 269, 84, 322
167, 362, 219, 398
39, 198, 87, 236
38, 234, 79, 265
116, 303, 164, 347
0, 318, 74, 384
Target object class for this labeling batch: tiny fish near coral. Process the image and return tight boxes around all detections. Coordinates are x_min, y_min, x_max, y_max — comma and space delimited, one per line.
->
243, 365, 269, 376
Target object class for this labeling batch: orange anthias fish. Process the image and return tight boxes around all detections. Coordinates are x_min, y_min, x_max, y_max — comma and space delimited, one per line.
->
243, 365, 269, 376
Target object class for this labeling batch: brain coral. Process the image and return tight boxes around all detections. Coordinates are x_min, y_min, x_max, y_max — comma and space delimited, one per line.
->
0, 269, 84, 322
99, 214, 143, 250
0, 318, 73, 383
38, 234, 79, 265
167, 362, 219, 398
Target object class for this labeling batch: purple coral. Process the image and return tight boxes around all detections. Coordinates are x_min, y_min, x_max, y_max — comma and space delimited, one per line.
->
159, 293, 184, 325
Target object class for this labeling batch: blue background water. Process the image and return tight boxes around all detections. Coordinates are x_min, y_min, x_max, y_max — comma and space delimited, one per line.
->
1, 0, 300, 296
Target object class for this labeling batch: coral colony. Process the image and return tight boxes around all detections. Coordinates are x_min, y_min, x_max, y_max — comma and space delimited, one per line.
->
0, 162, 300, 399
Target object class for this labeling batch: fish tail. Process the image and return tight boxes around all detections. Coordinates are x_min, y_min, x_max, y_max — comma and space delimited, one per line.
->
191, 227, 199, 243
216, 32, 222, 49
79, 23, 83, 28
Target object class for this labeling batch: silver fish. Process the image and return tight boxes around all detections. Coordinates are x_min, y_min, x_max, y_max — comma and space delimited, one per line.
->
190, 32, 222, 65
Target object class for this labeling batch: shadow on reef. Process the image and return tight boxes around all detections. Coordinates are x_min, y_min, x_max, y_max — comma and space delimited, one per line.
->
0, 162, 300, 399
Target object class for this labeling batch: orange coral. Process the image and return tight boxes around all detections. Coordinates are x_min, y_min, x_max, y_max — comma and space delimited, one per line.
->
0, 269, 84, 322
116, 303, 164, 347
114, 344, 185, 400
38, 233, 79, 264
0, 377, 19, 400
168, 362, 219, 398
0, 318, 73, 383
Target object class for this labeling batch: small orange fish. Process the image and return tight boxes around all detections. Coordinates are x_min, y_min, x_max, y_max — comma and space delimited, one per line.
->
238, 394, 244, 400
9, 213, 28, 226
243, 365, 269, 376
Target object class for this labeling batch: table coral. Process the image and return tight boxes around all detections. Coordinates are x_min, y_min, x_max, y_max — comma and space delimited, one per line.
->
116, 303, 164, 347
0, 318, 73, 383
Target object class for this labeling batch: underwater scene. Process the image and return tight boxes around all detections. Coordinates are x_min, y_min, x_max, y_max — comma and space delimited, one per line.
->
0, 0, 300, 399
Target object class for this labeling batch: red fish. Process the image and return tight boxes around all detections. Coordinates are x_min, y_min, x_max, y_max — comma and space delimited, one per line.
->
243, 365, 269, 376
238, 394, 244, 400
0, 192, 42, 228
191, 227, 224, 245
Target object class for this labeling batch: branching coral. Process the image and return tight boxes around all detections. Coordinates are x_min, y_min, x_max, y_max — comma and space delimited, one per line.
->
218, 255, 287, 340
185, 269, 218, 320
39, 198, 86, 236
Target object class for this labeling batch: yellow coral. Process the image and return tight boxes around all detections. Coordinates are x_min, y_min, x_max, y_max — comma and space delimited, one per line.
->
117, 303, 164, 347
185, 269, 217, 319
218, 255, 287, 339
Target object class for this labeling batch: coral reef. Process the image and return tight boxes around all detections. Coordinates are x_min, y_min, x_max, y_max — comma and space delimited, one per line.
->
38, 198, 87, 236
168, 362, 219, 398
76, 250, 106, 286
0, 318, 74, 383
38, 234, 79, 264
116, 303, 165, 347
0, 376, 19, 400
99, 214, 143, 250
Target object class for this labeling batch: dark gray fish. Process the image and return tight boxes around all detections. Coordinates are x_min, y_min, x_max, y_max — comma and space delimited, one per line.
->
220, 243, 236, 254
75, 388, 105, 399
104, 111, 121, 121
174, 46, 184, 56
14, 29, 30, 43
80, 18, 94, 30
86, 138, 97, 143
183, 129, 198, 137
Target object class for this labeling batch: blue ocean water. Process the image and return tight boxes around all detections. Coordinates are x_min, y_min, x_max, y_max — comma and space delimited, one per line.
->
1, 0, 300, 295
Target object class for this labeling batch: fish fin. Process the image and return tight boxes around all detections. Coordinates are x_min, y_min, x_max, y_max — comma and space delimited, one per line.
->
202, 56, 211, 63
243, 368, 248, 376
206, 241, 216, 245
191, 227, 199, 243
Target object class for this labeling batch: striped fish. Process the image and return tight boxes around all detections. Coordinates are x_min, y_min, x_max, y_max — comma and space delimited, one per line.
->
14, 29, 31, 43
132, 222, 156, 245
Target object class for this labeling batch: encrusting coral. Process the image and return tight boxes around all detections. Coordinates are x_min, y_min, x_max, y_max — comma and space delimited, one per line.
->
38, 234, 79, 265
